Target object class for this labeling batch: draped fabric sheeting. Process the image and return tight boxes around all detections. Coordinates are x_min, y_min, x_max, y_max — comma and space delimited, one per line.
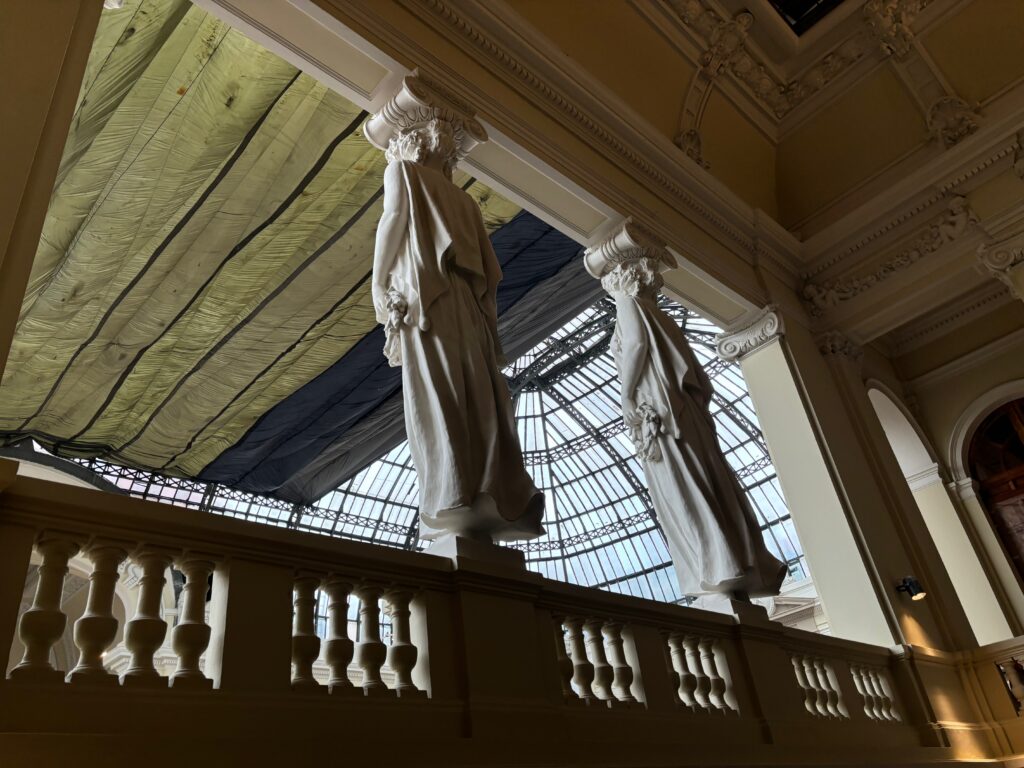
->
0, 0, 539, 498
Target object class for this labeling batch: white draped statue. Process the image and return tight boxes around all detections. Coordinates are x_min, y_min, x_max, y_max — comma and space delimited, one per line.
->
366, 82, 544, 543
587, 228, 785, 599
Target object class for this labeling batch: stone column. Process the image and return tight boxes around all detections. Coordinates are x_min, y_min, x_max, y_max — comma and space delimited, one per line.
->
717, 307, 979, 649
978, 235, 1024, 301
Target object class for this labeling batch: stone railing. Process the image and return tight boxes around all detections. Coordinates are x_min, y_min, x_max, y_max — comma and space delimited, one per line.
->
0, 460, 1013, 764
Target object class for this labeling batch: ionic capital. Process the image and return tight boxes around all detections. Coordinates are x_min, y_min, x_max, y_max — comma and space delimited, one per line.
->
364, 72, 487, 160
715, 305, 784, 362
978, 235, 1024, 298
583, 220, 676, 280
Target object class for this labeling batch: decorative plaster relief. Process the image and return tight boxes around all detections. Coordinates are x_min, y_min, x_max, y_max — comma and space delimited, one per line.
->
927, 96, 979, 149
715, 305, 783, 361
802, 195, 979, 315
978, 234, 1024, 296
817, 331, 864, 362
583, 219, 676, 278
863, 0, 926, 60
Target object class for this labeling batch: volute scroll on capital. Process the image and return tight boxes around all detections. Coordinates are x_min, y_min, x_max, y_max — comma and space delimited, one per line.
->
714, 305, 784, 362
583, 221, 677, 281
363, 72, 488, 161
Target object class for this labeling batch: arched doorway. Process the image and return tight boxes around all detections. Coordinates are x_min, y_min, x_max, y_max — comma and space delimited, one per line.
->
970, 398, 1024, 581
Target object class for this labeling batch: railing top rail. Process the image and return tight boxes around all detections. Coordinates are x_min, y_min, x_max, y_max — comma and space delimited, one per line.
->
0, 462, 901, 665
0, 470, 453, 588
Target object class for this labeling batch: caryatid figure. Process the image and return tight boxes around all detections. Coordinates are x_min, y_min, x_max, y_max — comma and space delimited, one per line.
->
585, 223, 785, 600
365, 76, 544, 544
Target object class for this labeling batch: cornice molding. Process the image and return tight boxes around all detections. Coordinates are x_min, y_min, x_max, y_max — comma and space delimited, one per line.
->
714, 305, 783, 361
801, 128, 1022, 280
802, 194, 979, 315
885, 282, 1013, 355
369, 0, 806, 288
909, 326, 1024, 391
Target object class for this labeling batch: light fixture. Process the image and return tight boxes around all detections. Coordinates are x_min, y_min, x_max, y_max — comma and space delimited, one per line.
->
896, 576, 927, 601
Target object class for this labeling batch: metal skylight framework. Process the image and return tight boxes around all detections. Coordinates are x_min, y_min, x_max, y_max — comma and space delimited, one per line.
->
58, 294, 808, 604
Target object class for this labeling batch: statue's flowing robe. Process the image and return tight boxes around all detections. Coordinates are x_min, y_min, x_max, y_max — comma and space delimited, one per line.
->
611, 291, 786, 597
385, 160, 544, 541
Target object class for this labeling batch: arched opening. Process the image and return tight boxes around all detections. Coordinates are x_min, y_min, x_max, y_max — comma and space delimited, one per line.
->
969, 398, 1024, 582
869, 385, 1013, 644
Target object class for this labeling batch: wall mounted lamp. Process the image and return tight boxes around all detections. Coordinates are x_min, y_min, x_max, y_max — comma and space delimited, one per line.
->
896, 576, 927, 601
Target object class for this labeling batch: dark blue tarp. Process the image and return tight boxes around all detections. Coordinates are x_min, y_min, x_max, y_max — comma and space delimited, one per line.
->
200, 211, 581, 497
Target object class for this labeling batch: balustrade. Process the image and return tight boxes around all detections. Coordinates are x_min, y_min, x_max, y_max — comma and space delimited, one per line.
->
0, 465, 996, 764
664, 631, 736, 713
850, 664, 900, 722
67, 543, 128, 684
9, 536, 79, 683
121, 550, 171, 687
791, 654, 847, 719
291, 574, 322, 692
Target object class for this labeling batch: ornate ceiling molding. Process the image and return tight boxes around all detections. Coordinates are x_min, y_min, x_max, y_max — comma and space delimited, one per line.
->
817, 330, 864, 362
802, 195, 979, 315
714, 305, 783, 361
978, 230, 1024, 297
885, 282, 1012, 355
368, 0, 807, 290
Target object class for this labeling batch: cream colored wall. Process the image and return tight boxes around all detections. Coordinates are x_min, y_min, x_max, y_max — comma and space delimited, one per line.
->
776, 67, 925, 229
701, 90, 778, 218
506, 0, 694, 142
924, 0, 1024, 105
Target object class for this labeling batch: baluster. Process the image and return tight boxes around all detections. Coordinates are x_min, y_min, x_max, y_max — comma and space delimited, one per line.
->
170, 558, 214, 689
698, 638, 728, 711
291, 574, 322, 691
684, 635, 711, 710
68, 544, 128, 684
9, 536, 79, 683
667, 631, 697, 708
564, 616, 595, 703
385, 588, 424, 698
851, 665, 879, 720
868, 668, 898, 721
811, 657, 839, 717
323, 577, 355, 694
791, 654, 818, 716
552, 616, 578, 703
354, 583, 389, 696
584, 618, 614, 703
121, 550, 171, 687
602, 620, 636, 704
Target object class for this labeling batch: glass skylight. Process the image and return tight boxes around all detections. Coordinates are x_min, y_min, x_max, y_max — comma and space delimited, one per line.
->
61, 294, 809, 604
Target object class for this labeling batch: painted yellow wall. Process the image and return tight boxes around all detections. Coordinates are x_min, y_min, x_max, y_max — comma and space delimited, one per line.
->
924, 0, 1024, 105
507, 0, 693, 142
777, 67, 925, 228
702, 90, 778, 217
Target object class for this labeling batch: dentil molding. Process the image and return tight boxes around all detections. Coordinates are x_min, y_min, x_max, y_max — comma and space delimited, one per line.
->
715, 305, 784, 361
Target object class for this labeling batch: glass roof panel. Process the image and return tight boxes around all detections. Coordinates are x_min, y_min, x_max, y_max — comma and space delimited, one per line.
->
57, 293, 811, 603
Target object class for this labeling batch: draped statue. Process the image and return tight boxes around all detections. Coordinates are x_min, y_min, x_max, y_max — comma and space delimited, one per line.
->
586, 224, 785, 599
365, 76, 544, 544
